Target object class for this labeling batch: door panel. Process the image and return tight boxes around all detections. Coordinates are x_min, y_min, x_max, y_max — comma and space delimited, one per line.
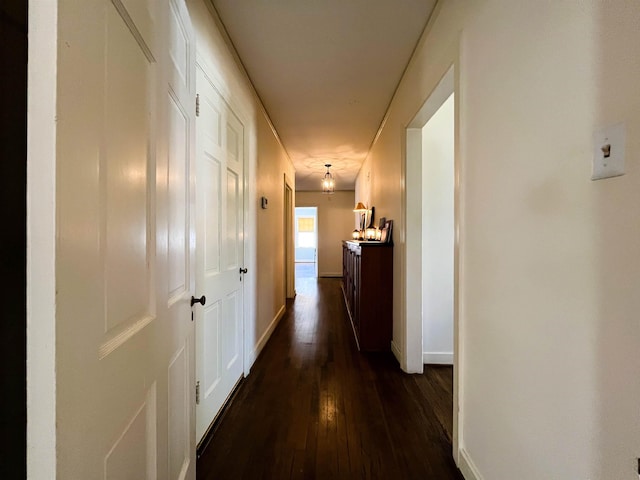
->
167, 93, 189, 302
103, 0, 153, 347
202, 301, 222, 393
105, 401, 149, 479
105, 385, 157, 480
195, 66, 245, 443
204, 154, 222, 273
222, 291, 240, 369
168, 0, 188, 89
226, 170, 239, 267
54, 0, 196, 478
168, 346, 189, 479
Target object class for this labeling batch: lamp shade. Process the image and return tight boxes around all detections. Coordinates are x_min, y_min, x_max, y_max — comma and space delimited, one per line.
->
353, 202, 367, 212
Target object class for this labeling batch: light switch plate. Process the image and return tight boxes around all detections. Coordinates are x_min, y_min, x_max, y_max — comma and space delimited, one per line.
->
592, 123, 625, 180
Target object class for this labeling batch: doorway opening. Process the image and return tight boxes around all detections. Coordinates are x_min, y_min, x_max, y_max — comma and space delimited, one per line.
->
294, 207, 318, 289
421, 93, 454, 366
404, 65, 459, 457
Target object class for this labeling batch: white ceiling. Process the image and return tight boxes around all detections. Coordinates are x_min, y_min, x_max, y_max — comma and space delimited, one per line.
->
210, 0, 437, 191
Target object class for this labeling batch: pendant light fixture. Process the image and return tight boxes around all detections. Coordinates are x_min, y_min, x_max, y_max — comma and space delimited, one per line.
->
322, 163, 335, 194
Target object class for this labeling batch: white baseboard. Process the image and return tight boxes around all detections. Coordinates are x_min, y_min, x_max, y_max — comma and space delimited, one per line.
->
318, 272, 342, 278
391, 340, 402, 364
247, 304, 286, 369
422, 352, 454, 365
458, 447, 483, 480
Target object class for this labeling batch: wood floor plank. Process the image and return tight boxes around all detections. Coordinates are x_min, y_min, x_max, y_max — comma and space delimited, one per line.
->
196, 278, 463, 479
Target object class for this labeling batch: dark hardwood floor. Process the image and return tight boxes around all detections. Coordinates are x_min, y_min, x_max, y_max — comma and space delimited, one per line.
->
197, 277, 462, 479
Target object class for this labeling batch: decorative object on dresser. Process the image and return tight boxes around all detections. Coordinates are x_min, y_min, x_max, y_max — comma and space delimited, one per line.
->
376, 217, 386, 241
353, 201, 368, 233
379, 220, 393, 244
353, 202, 375, 240
341, 240, 393, 351
365, 227, 377, 241
384, 220, 393, 244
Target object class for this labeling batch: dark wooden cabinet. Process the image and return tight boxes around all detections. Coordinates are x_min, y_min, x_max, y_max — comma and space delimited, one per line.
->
341, 241, 393, 351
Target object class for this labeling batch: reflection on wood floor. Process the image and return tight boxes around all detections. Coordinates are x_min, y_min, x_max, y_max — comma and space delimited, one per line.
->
295, 262, 316, 279
197, 277, 462, 479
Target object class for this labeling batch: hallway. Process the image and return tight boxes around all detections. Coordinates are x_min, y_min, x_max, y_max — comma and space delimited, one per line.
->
196, 277, 462, 479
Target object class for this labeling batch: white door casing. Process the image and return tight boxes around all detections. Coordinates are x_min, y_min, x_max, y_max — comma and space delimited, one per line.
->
165, 0, 197, 478
51, 0, 196, 478
404, 65, 459, 459
195, 65, 245, 443
284, 178, 295, 298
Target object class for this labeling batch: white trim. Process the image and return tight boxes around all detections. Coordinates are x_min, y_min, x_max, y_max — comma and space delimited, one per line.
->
247, 304, 286, 368
407, 68, 456, 128
458, 447, 483, 480
99, 314, 155, 359
403, 127, 424, 374
284, 177, 295, 299
422, 352, 454, 365
391, 340, 402, 364
242, 104, 255, 379
403, 67, 456, 375
452, 55, 463, 462
404, 63, 462, 461
27, 0, 58, 477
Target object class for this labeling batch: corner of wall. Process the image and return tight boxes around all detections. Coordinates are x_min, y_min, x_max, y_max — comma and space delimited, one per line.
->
390, 339, 402, 365
458, 447, 483, 480
247, 304, 286, 369
422, 352, 453, 365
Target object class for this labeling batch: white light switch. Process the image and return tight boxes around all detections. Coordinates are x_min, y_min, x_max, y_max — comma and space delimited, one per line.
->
592, 123, 625, 180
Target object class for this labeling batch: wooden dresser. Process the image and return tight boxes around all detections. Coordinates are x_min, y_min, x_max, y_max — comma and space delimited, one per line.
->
341, 241, 393, 351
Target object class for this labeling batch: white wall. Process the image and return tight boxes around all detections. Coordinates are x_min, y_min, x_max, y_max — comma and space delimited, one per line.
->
188, 0, 296, 368
296, 191, 355, 277
356, 1, 640, 479
254, 110, 296, 358
461, 3, 640, 478
421, 94, 454, 365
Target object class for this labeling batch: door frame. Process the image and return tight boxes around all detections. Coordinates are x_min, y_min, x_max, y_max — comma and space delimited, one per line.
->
28, 1, 58, 476
284, 175, 295, 298
242, 113, 252, 376
293, 206, 318, 280
404, 64, 461, 459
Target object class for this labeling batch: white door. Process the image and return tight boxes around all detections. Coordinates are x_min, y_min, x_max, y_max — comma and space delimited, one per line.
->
51, 0, 196, 478
165, 1, 197, 478
195, 65, 245, 443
